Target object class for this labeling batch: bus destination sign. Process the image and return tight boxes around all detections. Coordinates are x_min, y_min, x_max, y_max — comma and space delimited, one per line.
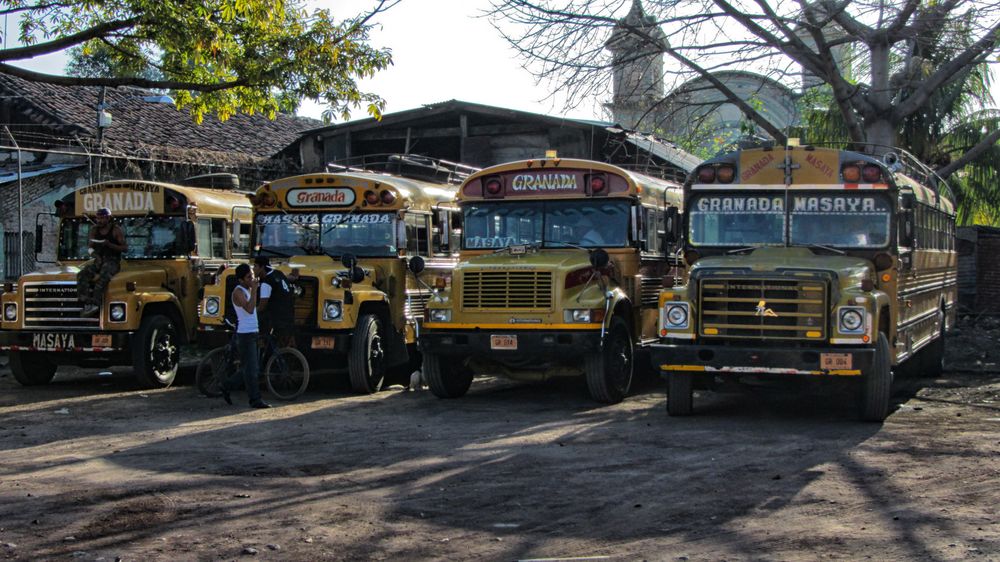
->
286, 187, 357, 207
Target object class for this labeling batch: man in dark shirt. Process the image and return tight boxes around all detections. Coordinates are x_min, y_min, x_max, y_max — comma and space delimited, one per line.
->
78, 207, 127, 317
253, 256, 296, 346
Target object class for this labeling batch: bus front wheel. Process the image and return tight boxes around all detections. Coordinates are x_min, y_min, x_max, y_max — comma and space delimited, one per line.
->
10, 351, 56, 386
133, 314, 180, 388
584, 317, 633, 404
424, 351, 473, 399
860, 332, 892, 422
349, 314, 386, 394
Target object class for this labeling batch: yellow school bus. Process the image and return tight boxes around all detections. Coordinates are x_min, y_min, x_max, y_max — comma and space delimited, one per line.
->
198, 162, 468, 393
0, 176, 252, 387
651, 145, 957, 421
418, 157, 684, 403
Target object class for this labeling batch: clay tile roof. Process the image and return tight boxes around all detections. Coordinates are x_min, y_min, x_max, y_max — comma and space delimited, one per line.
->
0, 73, 320, 158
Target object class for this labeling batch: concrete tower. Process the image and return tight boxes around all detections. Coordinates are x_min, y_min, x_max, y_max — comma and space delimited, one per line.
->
605, 0, 666, 130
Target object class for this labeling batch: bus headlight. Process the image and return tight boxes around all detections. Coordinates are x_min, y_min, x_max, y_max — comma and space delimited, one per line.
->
663, 302, 689, 329
4, 303, 16, 321
429, 309, 451, 322
204, 297, 220, 316
109, 302, 127, 322
323, 300, 343, 321
564, 309, 592, 323
838, 307, 865, 333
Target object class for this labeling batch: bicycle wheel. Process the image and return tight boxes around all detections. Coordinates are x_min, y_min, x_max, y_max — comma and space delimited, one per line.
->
264, 347, 310, 400
195, 346, 238, 398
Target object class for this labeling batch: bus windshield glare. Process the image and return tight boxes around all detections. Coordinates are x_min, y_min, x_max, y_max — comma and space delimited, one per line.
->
254, 212, 398, 257
58, 216, 191, 260
463, 200, 630, 249
689, 193, 892, 248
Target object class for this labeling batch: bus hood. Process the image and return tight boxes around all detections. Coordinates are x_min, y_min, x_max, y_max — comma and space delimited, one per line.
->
17, 262, 170, 290
690, 247, 874, 290
457, 249, 598, 273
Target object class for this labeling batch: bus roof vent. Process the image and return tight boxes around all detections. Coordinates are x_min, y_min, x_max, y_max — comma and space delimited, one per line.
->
180, 173, 240, 190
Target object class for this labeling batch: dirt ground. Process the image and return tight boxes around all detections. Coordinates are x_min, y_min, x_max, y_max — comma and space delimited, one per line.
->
0, 330, 998, 561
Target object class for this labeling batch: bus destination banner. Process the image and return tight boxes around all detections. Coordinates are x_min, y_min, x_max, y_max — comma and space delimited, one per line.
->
76, 184, 164, 215
286, 187, 357, 207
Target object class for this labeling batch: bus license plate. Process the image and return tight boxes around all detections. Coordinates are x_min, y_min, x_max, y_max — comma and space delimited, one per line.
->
491, 335, 517, 350
91, 334, 113, 348
311, 336, 335, 350
820, 353, 852, 370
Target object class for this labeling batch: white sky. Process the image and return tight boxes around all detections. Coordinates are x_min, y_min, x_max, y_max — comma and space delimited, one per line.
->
6, 0, 1000, 125
297, 0, 606, 122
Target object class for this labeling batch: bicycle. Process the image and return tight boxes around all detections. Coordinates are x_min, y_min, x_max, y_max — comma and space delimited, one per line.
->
196, 323, 310, 401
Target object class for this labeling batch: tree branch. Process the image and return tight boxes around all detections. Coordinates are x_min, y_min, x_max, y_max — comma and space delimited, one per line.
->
895, 20, 1000, 119
0, 17, 142, 61
936, 129, 1000, 180
0, 62, 248, 92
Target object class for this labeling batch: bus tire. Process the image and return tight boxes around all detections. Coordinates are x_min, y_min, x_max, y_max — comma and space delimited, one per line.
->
860, 332, 892, 422
349, 314, 386, 394
584, 317, 633, 404
666, 373, 693, 416
132, 314, 180, 388
9, 351, 56, 386
424, 351, 473, 399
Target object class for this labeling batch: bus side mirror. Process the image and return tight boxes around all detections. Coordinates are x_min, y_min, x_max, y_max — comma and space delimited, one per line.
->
34, 224, 43, 254
342, 253, 357, 270
408, 255, 425, 275
900, 193, 916, 248
589, 248, 609, 269
664, 206, 679, 244
350, 266, 366, 284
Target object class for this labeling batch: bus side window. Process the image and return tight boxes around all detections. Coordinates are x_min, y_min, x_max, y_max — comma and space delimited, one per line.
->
644, 207, 663, 254
210, 219, 227, 258
431, 209, 449, 257
405, 213, 430, 257
197, 219, 212, 257
232, 221, 251, 258
449, 212, 463, 254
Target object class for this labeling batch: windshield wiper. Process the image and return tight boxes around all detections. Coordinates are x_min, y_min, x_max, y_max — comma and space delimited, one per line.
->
256, 247, 292, 258
546, 241, 588, 251
726, 246, 756, 255
802, 243, 846, 255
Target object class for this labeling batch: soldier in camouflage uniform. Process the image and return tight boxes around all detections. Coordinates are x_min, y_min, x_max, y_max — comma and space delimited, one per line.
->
77, 207, 127, 317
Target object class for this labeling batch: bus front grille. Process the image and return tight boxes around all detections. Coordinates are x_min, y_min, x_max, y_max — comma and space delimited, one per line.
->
405, 292, 431, 321
23, 282, 100, 330
462, 271, 553, 310
698, 278, 827, 340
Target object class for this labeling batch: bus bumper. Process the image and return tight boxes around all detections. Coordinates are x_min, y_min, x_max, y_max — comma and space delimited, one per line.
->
0, 330, 131, 354
650, 342, 875, 378
419, 329, 601, 358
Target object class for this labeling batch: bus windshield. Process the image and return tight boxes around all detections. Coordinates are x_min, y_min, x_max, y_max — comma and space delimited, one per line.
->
689, 192, 892, 249
254, 212, 398, 257
463, 200, 630, 249
58, 216, 192, 260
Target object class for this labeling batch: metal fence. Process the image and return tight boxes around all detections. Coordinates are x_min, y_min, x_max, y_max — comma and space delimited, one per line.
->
4, 231, 35, 281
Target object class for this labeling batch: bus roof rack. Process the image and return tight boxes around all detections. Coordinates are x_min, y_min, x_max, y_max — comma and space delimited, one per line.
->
326, 153, 480, 185
181, 173, 240, 190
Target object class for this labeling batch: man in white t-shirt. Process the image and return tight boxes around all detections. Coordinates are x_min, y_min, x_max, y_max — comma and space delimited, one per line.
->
219, 263, 270, 409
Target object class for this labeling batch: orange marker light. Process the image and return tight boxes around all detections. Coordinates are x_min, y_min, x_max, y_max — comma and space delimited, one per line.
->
881, 273, 892, 282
